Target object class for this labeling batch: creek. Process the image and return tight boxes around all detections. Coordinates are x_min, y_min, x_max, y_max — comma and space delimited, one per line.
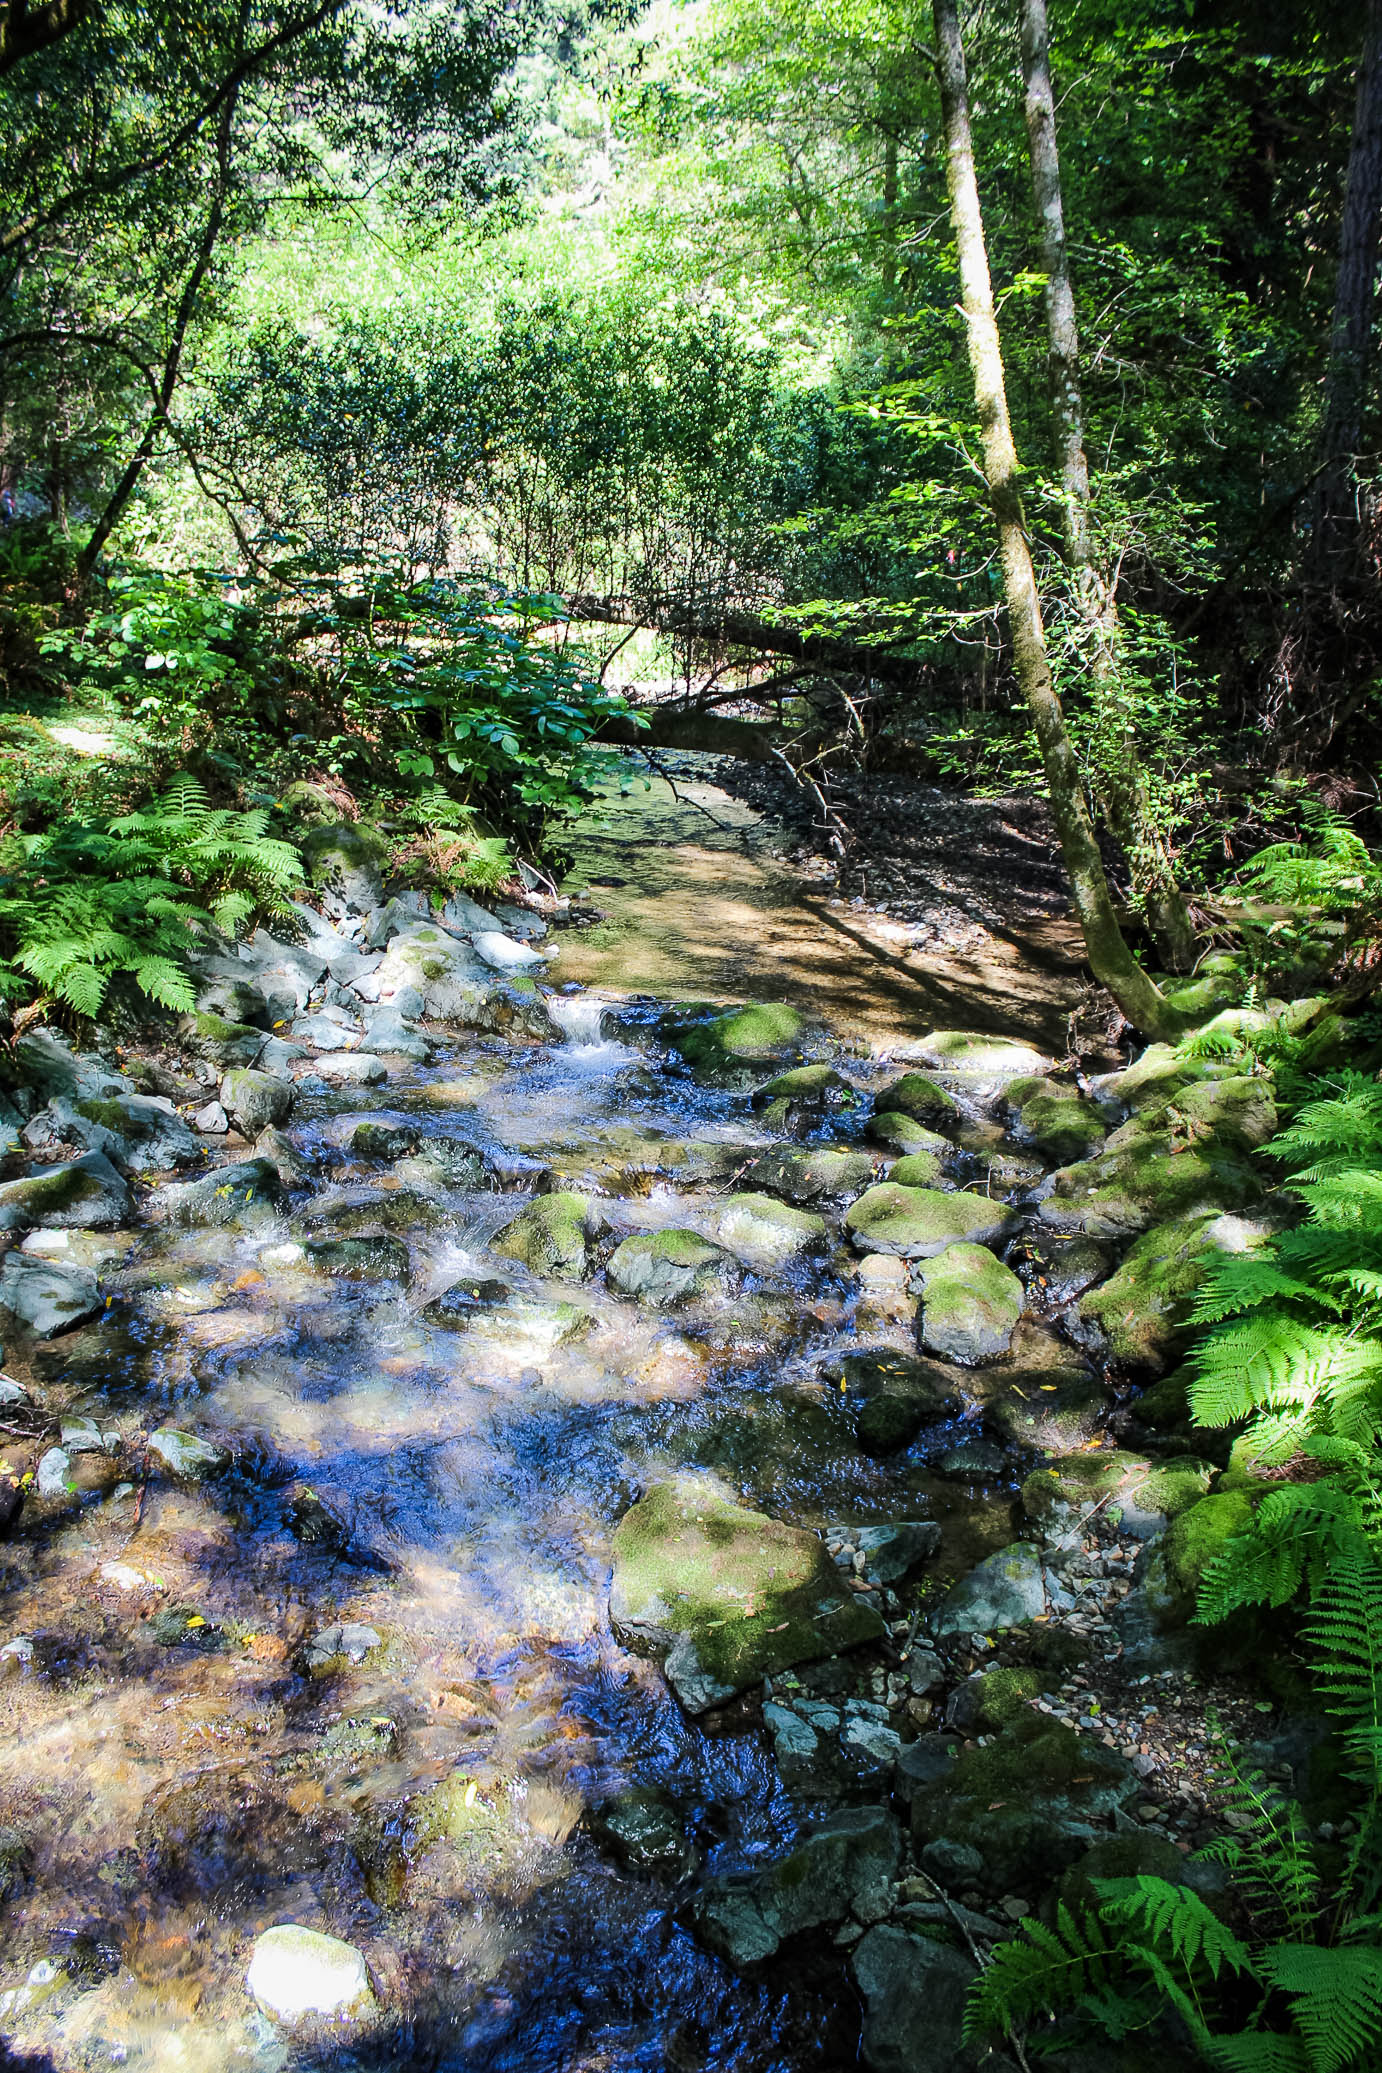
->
0, 761, 1084, 2071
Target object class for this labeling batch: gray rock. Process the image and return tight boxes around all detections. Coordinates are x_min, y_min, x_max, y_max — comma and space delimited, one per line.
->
845, 1183, 1013, 1259
362, 1005, 430, 1061
193, 1101, 229, 1134
220, 1069, 294, 1136
842, 1704, 903, 1775
715, 1192, 827, 1267
853, 1924, 990, 2073
301, 823, 386, 920
920, 1838, 984, 1890
905, 1649, 945, 1695
13, 1030, 129, 1101
935, 1441, 1008, 1480
439, 891, 503, 934
254, 1035, 309, 1077
471, 929, 545, 973
691, 1807, 901, 1967
855, 1521, 943, 1586
148, 1428, 231, 1482
309, 1053, 388, 1086
289, 1012, 363, 1051
0, 1152, 130, 1234
148, 1157, 284, 1229
254, 1126, 312, 1186
931, 1542, 1073, 1638
0, 1254, 102, 1337
892, 1735, 959, 1804
36, 1446, 73, 1496
305, 1621, 383, 1672
588, 1788, 692, 1874
607, 1229, 740, 1307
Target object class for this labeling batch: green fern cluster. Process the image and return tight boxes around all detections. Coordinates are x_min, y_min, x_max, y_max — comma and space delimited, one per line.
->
1234, 804, 1382, 983
0, 774, 303, 1017
1189, 1076, 1382, 1472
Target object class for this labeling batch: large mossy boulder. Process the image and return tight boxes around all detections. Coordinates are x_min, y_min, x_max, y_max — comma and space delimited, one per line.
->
715, 1192, 827, 1268
663, 1001, 806, 1081
982, 1367, 1111, 1452
67, 1093, 201, 1173
884, 1147, 951, 1188
493, 1191, 600, 1281
914, 1242, 1024, 1364
607, 1228, 739, 1306
1144, 1489, 1255, 1627
300, 821, 388, 917
845, 1183, 1011, 1258
741, 1145, 877, 1205
911, 1030, 1053, 1081
1108, 1072, 1277, 1156
752, 1062, 848, 1108
1074, 1209, 1275, 1368
0, 1151, 130, 1234
1038, 1129, 1258, 1239
177, 1011, 269, 1068
610, 1476, 885, 1713
1094, 1042, 1241, 1115
908, 1708, 1137, 1892
1016, 1091, 1107, 1165
866, 1113, 950, 1162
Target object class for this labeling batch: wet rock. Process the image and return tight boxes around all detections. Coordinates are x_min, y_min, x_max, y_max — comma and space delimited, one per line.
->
931, 1541, 1073, 1637
842, 1699, 903, 1776
13, 1029, 128, 1102
283, 1483, 352, 1550
892, 1734, 959, 1805
845, 1183, 1012, 1258
311, 1052, 388, 1086
149, 1157, 284, 1229
36, 1447, 73, 1497
254, 1126, 312, 1186
1073, 1209, 1275, 1368
610, 1475, 885, 1712
148, 1604, 222, 1648
866, 1114, 950, 1163
247, 1923, 377, 2024
1021, 1450, 1213, 1542
494, 1190, 600, 1281
914, 1242, 1024, 1364
178, 1011, 266, 1068
740, 1144, 877, 1204
361, 1004, 430, 1060
303, 1233, 410, 1282
373, 923, 557, 1039
0, 1151, 130, 1234
854, 1521, 943, 1585
662, 1001, 805, 1081
853, 1924, 989, 2073
220, 1068, 293, 1136
301, 823, 387, 919
0, 1254, 102, 1336
362, 894, 431, 949
193, 1100, 229, 1133
909, 1029, 1053, 1082
1039, 1130, 1259, 1239
472, 929, 545, 974
715, 1192, 827, 1268
43, 1091, 201, 1174
607, 1228, 740, 1307
399, 1138, 490, 1189
60, 1416, 116, 1455
691, 1806, 900, 1966
872, 1073, 958, 1129
1026, 1235, 1113, 1306
1016, 1091, 1107, 1164
305, 1622, 383, 1672
351, 1120, 421, 1161
983, 1369, 1110, 1451
147, 1428, 231, 1482
840, 1350, 959, 1456
588, 1788, 693, 1875
935, 1440, 1008, 1480
752, 1063, 849, 1108
290, 1010, 363, 1051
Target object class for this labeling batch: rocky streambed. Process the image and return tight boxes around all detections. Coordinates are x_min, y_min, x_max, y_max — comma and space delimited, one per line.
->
0, 820, 1299, 2073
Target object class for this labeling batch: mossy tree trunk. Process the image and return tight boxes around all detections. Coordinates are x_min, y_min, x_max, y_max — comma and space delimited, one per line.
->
1019, 0, 1196, 973
931, 0, 1180, 1041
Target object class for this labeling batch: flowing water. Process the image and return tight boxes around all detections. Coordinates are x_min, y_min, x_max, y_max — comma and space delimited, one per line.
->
0, 769, 1074, 2071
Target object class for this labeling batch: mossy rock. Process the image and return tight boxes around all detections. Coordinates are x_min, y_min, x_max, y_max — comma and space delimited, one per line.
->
912, 1031, 1053, 1080
1108, 1072, 1278, 1156
1017, 1093, 1107, 1165
1074, 1209, 1274, 1369
1128, 1364, 1195, 1436
178, 1011, 266, 1068
838, 1350, 961, 1457
610, 1475, 885, 1713
845, 1183, 1012, 1258
492, 1191, 599, 1281
663, 1002, 806, 1081
915, 1242, 1024, 1365
873, 1073, 958, 1128
1057, 1832, 1194, 1914
968, 1665, 1049, 1730
740, 1145, 878, 1205
351, 1120, 422, 1161
0, 1151, 130, 1234
1038, 1129, 1258, 1239
715, 1192, 827, 1268
753, 1063, 848, 1106
867, 1112, 951, 1161
983, 1370, 1111, 1452
1144, 1490, 1255, 1627
1021, 1449, 1213, 1539
885, 1147, 950, 1188
1095, 1041, 1241, 1114
607, 1228, 740, 1306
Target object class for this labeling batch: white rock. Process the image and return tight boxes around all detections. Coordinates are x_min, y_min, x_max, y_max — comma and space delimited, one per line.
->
308, 1054, 387, 1086
36, 1446, 72, 1496
246, 1924, 376, 2024
471, 930, 544, 974
194, 1101, 229, 1134
19, 1229, 69, 1256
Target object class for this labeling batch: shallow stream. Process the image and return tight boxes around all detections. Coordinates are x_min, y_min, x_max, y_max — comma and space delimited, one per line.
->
0, 771, 1073, 2071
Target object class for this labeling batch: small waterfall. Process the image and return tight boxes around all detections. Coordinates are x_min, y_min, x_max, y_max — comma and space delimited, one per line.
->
547, 990, 635, 1069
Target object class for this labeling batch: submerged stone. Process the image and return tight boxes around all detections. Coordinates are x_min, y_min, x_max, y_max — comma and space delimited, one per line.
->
715, 1192, 827, 1267
150, 1158, 284, 1229
246, 1924, 377, 2024
839, 1350, 960, 1457
420, 1276, 511, 1327
147, 1428, 231, 1482
740, 1145, 877, 1204
493, 1191, 599, 1281
691, 1806, 900, 1967
607, 1229, 740, 1307
303, 1234, 411, 1282
914, 1242, 1025, 1364
845, 1183, 1011, 1258
350, 1119, 421, 1161
0, 1253, 102, 1337
610, 1475, 885, 1712
588, 1789, 693, 1875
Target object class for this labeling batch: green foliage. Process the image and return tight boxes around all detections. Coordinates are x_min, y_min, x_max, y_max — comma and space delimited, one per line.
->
0, 775, 302, 1018
1229, 805, 1382, 985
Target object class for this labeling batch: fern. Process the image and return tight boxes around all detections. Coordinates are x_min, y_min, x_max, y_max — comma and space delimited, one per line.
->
1258, 1944, 1382, 2073
962, 1902, 1134, 2042
1197, 1756, 1322, 1939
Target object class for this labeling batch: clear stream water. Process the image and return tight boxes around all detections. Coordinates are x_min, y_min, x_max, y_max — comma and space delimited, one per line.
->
0, 773, 1066, 2072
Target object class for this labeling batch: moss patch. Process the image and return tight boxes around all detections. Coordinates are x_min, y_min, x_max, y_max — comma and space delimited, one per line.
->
844, 1182, 1010, 1257
873, 1073, 958, 1127
1145, 1490, 1255, 1627
493, 1191, 596, 1280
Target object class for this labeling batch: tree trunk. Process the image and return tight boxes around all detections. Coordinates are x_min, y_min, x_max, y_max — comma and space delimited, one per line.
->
0, 0, 91, 78
1019, 0, 1196, 972
931, 0, 1178, 1039
1311, 0, 1382, 573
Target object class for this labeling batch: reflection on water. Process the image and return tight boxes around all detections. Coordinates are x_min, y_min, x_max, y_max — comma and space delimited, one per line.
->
0, 972, 1024, 2070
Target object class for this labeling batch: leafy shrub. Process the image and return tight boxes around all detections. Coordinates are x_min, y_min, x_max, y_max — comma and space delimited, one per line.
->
0, 774, 303, 1017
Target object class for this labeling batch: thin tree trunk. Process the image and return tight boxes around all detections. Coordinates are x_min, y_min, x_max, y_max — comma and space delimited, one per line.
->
881, 134, 899, 293
931, 0, 1178, 1039
1019, 0, 1196, 971
1311, 0, 1382, 573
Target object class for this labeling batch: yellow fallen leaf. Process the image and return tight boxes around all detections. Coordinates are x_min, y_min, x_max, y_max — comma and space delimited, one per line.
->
463, 1779, 479, 1808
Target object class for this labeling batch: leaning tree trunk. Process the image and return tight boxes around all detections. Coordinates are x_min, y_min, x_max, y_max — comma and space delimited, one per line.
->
1019, 0, 1196, 972
931, 0, 1179, 1039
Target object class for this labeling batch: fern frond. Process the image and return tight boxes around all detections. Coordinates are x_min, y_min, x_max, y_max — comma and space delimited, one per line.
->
962, 1903, 1122, 2040
1303, 1558, 1382, 1785
1208, 2034, 1313, 2072
1197, 1758, 1321, 1938
1259, 1942, 1382, 2073
1094, 1875, 1253, 1982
